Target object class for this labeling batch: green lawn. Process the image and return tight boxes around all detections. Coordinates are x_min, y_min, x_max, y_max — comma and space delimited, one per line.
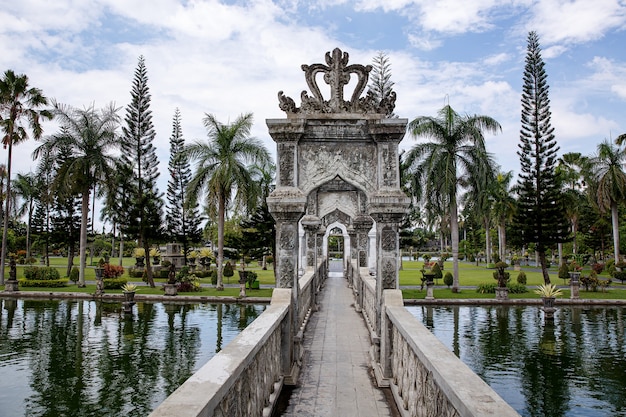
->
3, 258, 625, 301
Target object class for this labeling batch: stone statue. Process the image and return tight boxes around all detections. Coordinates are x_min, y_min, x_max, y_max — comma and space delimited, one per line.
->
168, 263, 177, 284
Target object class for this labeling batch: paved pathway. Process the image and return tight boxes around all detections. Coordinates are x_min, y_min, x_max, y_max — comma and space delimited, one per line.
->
279, 262, 398, 417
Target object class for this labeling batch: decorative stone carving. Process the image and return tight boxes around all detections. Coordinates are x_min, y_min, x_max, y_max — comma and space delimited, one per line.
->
278, 143, 295, 186
277, 48, 396, 116
382, 228, 396, 251
279, 225, 296, 250
279, 258, 295, 288
382, 258, 396, 289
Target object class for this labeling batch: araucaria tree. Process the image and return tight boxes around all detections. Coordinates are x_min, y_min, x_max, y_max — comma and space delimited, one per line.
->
166, 108, 202, 261
514, 31, 570, 284
0, 70, 52, 284
120, 55, 163, 287
368, 51, 395, 117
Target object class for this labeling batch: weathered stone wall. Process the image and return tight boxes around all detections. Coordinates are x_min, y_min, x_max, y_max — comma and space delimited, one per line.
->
381, 290, 521, 417
149, 261, 329, 417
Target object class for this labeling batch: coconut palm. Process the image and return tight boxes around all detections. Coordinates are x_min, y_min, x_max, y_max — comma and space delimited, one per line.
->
490, 171, 516, 262
185, 113, 271, 291
33, 102, 120, 286
405, 104, 501, 292
13, 172, 39, 258
0, 70, 52, 283
586, 140, 626, 264
556, 152, 587, 258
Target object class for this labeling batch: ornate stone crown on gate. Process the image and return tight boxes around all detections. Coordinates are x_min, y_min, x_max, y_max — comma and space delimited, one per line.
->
277, 48, 396, 116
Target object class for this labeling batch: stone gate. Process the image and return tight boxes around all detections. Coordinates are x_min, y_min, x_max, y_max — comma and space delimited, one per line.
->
266, 47, 410, 345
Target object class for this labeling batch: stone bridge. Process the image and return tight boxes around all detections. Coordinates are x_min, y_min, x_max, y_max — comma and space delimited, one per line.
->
149, 49, 519, 417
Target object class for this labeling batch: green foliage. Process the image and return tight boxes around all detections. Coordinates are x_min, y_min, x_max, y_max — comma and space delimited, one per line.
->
103, 278, 128, 289
476, 283, 497, 294
431, 262, 443, 279
223, 261, 234, 277
19, 278, 68, 288
69, 266, 79, 283
24, 266, 61, 281
612, 271, 626, 284
210, 269, 218, 285
558, 262, 570, 279
507, 283, 528, 294
246, 271, 258, 286
443, 272, 453, 287
517, 271, 527, 284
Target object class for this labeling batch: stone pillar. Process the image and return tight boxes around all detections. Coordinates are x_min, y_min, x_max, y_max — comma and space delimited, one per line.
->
301, 215, 321, 270
353, 214, 374, 270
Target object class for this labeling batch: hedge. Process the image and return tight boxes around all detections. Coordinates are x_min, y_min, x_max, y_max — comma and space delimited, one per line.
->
19, 278, 69, 288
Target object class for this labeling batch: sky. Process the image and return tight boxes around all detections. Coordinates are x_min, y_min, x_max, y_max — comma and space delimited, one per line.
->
2, 0, 626, 229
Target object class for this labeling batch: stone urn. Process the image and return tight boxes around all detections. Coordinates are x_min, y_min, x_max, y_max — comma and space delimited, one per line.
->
164, 283, 178, 296
123, 290, 136, 302
495, 287, 509, 300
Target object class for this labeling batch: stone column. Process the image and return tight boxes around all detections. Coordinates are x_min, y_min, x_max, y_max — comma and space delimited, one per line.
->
353, 214, 374, 271
301, 215, 321, 270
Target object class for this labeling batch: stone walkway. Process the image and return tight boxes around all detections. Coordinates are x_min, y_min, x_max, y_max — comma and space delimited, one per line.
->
279, 263, 398, 417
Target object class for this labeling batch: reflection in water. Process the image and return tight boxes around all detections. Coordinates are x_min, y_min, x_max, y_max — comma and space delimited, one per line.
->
407, 305, 626, 417
0, 299, 265, 417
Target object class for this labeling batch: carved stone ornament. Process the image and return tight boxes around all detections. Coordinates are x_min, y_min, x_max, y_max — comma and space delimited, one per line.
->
279, 225, 296, 250
279, 258, 295, 288
382, 228, 396, 251
278, 48, 396, 116
382, 258, 396, 289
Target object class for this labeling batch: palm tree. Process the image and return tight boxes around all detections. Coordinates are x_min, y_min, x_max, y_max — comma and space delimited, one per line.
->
556, 152, 587, 259
586, 140, 626, 264
185, 113, 271, 290
405, 104, 501, 292
33, 102, 120, 287
490, 171, 516, 262
0, 70, 52, 283
13, 172, 39, 258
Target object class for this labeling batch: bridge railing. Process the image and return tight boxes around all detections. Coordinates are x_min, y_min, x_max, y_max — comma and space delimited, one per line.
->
347, 260, 520, 417
148, 258, 328, 417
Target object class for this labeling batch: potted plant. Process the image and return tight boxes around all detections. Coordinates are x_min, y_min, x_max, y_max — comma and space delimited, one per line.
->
122, 283, 138, 302
134, 247, 146, 268
534, 283, 563, 308
493, 261, 510, 300
187, 250, 197, 267
568, 261, 582, 283
199, 248, 213, 269
150, 248, 161, 265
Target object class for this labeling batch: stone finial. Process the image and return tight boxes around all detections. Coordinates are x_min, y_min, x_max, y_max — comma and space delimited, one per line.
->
278, 48, 396, 116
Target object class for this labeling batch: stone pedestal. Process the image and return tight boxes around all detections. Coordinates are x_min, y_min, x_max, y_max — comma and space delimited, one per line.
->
164, 284, 177, 296
495, 287, 509, 300
425, 282, 435, 300
569, 272, 580, 299
4, 280, 18, 292
95, 278, 105, 296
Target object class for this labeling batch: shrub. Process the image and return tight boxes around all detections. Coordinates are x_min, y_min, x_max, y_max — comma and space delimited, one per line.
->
223, 261, 234, 277
177, 273, 202, 292
476, 283, 497, 294
507, 283, 527, 294
23, 266, 60, 281
517, 271, 527, 284
69, 266, 79, 283
266, 255, 273, 265
25, 256, 37, 265
103, 264, 124, 278
431, 262, 443, 280
558, 262, 570, 280
19, 278, 68, 288
592, 263, 604, 274
161, 260, 172, 268
443, 272, 453, 288
613, 271, 626, 284
129, 268, 144, 278
246, 271, 258, 287
103, 278, 128, 289
210, 269, 217, 285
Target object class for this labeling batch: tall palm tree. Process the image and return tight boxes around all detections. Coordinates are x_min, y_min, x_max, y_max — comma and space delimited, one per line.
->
586, 140, 626, 263
490, 171, 516, 262
184, 113, 271, 290
33, 102, 120, 286
556, 152, 587, 258
405, 104, 501, 292
13, 172, 39, 258
0, 70, 52, 283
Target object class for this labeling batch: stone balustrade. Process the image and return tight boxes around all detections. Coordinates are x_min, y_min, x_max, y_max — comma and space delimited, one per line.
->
380, 290, 521, 417
149, 259, 328, 417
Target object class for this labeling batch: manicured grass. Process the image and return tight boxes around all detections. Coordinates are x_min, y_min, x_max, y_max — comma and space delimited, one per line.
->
401, 287, 626, 300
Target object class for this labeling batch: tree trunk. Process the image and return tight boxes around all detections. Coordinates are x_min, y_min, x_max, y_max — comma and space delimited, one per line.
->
498, 222, 506, 262
144, 242, 155, 287
612, 202, 620, 263
216, 192, 225, 291
450, 199, 460, 293
0, 141, 14, 284
78, 188, 90, 287
484, 218, 491, 264
538, 249, 551, 284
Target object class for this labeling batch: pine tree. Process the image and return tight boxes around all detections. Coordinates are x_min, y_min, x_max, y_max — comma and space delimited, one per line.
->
120, 55, 163, 287
165, 108, 202, 259
368, 51, 396, 117
514, 31, 570, 284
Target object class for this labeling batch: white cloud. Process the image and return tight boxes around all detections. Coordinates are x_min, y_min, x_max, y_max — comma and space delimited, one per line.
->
524, 0, 626, 46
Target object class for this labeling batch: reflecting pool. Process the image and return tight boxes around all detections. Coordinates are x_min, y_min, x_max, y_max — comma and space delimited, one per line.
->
406, 305, 626, 417
0, 298, 266, 417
